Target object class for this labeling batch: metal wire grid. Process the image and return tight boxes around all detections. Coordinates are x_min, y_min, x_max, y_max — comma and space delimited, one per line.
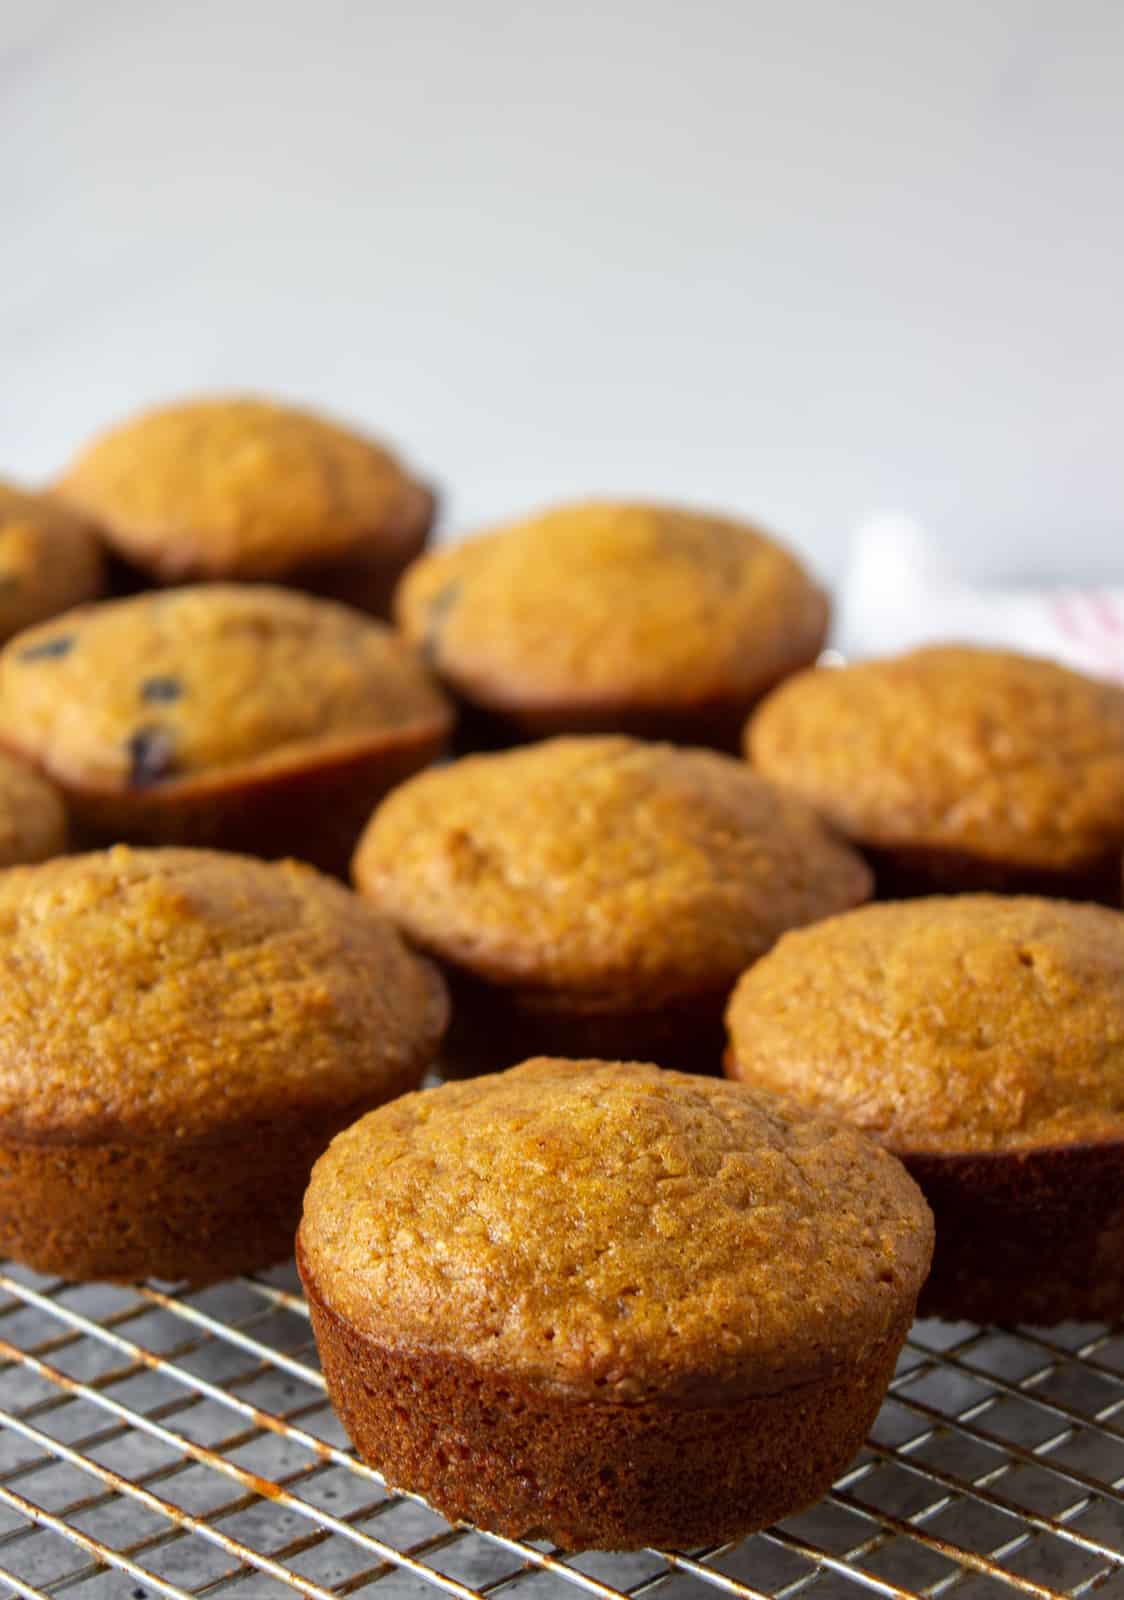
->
0, 1260, 1119, 1600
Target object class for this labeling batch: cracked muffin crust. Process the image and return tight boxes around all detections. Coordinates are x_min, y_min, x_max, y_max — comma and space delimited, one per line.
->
351, 735, 872, 1074
747, 645, 1124, 897
56, 395, 435, 616
725, 895, 1124, 1322
0, 584, 452, 873
395, 500, 829, 748
0, 750, 68, 867
299, 1058, 933, 1548
0, 846, 448, 1282
0, 479, 105, 642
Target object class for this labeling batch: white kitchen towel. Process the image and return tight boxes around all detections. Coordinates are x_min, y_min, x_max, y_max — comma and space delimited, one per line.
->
837, 516, 1124, 682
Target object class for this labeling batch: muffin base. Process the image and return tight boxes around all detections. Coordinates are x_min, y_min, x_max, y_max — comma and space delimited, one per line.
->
293, 489, 436, 621
865, 842, 1123, 905
450, 685, 809, 758
299, 1242, 913, 1550
0, 1105, 378, 1284
906, 1139, 1124, 1325
105, 485, 436, 620
28, 728, 448, 880
435, 967, 729, 1079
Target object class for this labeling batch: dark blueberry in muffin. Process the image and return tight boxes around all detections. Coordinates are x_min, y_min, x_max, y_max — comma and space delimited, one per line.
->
140, 676, 184, 704
19, 635, 74, 662
127, 727, 178, 788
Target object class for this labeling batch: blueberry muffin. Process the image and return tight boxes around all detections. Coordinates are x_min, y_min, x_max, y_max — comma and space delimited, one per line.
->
352, 736, 872, 1074
0, 847, 449, 1283
726, 895, 1124, 1324
0, 751, 68, 866
0, 479, 105, 641
748, 645, 1124, 898
395, 501, 829, 749
56, 396, 435, 616
0, 584, 452, 874
299, 1059, 933, 1548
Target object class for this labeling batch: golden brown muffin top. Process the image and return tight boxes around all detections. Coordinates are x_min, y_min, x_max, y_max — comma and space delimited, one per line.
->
0, 584, 451, 795
0, 847, 448, 1144
353, 736, 871, 1003
57, 396, 432, 580
300, 1059, 932, 1404
395, 501, 828, 712
0, 751, 67, 867
727, 895, 1124, 1154
748, 645, 1124, 874
0, 480, 105, 643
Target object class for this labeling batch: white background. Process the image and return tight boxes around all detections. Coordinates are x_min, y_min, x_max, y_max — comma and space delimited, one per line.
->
2, 0, 1122, 586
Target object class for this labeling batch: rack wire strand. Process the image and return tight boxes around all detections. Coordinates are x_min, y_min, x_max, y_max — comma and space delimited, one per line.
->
0, 1262, 1118, 1600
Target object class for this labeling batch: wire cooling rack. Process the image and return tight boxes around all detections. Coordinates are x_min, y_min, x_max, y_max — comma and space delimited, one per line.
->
0, 1258, 1119, 1600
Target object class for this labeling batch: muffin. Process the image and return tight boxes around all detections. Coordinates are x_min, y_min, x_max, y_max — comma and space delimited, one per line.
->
0, 751, 68, 866
748, 645, 1124, 899
0, 479, 105, 640
0, 584, 452, 874
0, 847, 448, 1283
395, 501, 829, 749
352, 736, 872, 1075
299, 1059, 933, 1549
56, 396, 435, 616
725, 895, 1124, 1324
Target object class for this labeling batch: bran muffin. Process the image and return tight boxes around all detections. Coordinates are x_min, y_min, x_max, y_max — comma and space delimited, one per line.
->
725, 895, 1124, 1324
747, 645, 1124, 898
0, 846, 448, 1283
56, 396, 435, 615
351, 736, 872, 1075
298, 1059, 933, 1549
395, 501, 829, 749
0, 479, 105, 641
0, 584, 452, 874
0, 751, 68, 866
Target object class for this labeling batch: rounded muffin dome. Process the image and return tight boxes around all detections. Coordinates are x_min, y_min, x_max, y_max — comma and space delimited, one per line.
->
726, 894, 1124, 1326
301, 1059, 933, 1403
353, 735, 872, 1004
57, 395, 433, 581
0, 584, 450, 793
748, 645, 1124, 892
0, 846, 449, 1143
0, 586, 452, 872
396, 500, 828, 743
0, 479, 105, 642
726, 895, 1124, 1155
